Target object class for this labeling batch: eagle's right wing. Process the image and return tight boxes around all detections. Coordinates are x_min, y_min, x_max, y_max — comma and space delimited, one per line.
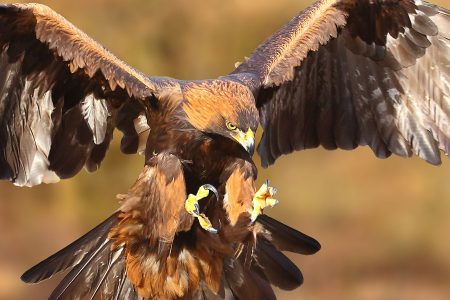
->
0, 3, 175, 186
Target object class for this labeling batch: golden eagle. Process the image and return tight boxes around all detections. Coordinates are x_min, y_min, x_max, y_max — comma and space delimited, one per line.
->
0, 1, 449, 299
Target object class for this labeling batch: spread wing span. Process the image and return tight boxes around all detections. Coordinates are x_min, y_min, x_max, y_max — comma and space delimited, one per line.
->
0, 4, 167, 186
233, 0, 449, 167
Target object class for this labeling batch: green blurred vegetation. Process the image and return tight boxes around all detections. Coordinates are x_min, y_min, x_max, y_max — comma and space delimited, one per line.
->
0, 0, 449, 299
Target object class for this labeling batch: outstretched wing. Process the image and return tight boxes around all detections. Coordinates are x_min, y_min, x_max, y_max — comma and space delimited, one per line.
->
232, 0, 449, 167
0, 4, 171, 186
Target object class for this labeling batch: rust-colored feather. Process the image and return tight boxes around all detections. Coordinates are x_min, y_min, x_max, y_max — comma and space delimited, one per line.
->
223, 164, 255, 226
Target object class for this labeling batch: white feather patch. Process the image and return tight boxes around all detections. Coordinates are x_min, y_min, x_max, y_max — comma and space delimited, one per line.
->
81, 94, 109, 144
133, 114, 150, 155
28, 88, 59, 186
9, 80, 60, 187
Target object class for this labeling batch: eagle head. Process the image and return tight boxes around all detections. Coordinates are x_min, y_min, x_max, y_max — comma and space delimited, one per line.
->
182, 80, 258, 155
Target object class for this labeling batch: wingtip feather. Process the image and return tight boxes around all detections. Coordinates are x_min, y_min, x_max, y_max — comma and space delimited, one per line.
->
257, 215, 321, 255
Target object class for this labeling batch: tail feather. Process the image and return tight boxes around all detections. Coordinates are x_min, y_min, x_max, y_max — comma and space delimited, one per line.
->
21, 213, 319, 299
112, 269, 138, 300
21, 213, 118, 283
21, 213, 133, 300
229, 269, 276, 300
216, 281, 236, 300
224, 259, 276, 300
87, 247, 124, 300
104, 254, 138, 300
257, 214, 321, 255
255, 238, 303, 290
48, 239, 117, 299
198, 284, 235, 300
111, 264, 127, 300
117, 281, 139, 300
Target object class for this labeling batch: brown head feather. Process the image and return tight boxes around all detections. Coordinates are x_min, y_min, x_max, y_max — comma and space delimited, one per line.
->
182, 79, 258, 134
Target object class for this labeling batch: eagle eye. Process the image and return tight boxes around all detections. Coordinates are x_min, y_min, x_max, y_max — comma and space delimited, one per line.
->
226, 121, 237, 131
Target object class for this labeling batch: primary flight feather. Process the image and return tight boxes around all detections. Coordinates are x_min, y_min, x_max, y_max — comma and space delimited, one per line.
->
0, 1, 448, 299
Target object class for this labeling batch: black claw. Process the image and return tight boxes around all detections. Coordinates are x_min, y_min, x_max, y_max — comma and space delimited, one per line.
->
194, 202, 200, 215
201, 184, 219, 200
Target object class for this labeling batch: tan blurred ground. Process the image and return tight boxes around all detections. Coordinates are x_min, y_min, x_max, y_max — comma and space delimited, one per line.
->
0, 0, 449, 299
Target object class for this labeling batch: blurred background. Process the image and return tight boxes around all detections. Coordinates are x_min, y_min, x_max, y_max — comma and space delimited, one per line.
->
0, 0, 449, 299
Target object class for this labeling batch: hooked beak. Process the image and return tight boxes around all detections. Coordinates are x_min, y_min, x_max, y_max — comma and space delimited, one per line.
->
232, 128, 255, 155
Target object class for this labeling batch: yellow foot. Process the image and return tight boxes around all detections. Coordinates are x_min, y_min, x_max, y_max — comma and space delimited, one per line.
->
251, 180, 279, 223
185, 184, 219, 233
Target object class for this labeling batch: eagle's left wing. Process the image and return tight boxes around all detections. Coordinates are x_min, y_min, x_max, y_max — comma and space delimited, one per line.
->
231, 0, 449, 167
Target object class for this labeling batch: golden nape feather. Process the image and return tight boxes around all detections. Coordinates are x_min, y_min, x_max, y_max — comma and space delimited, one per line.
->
0, 0, 448, 299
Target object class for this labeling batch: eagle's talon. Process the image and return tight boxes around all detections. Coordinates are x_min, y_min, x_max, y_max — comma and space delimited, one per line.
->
198, 213, 218, 234
185, 184, 219, 233
250, 181, 279, 223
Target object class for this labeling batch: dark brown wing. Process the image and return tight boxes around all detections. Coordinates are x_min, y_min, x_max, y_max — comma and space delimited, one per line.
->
232, 0, 449, 167
0, 4, 171, 186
